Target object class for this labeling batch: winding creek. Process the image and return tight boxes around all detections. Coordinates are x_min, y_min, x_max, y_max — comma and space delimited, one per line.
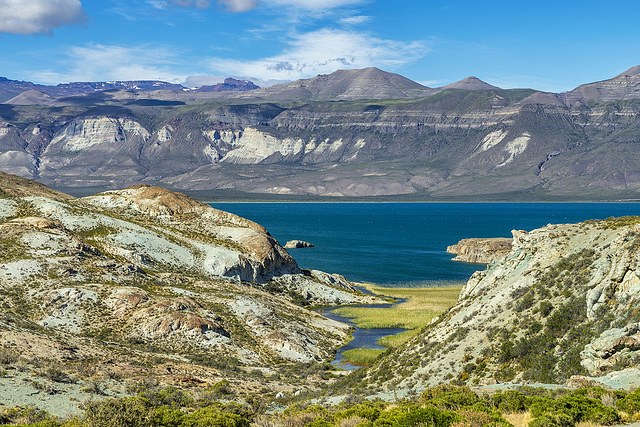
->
316, 299, 408, 370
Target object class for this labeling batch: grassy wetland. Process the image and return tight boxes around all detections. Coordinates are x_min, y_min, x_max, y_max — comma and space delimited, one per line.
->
335, 284, 462, 364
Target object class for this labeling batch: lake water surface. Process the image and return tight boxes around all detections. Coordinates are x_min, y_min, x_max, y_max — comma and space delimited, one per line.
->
210, 202, 640, 285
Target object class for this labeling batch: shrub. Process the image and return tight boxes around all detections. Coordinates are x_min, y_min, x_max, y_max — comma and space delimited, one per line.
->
84, 397, 152, 427
529, 391, 620, 427
539, 302, 554, 317
150, 406, 185, 427
373, 404, 458, 427
0, 405, 54, 425
0, 348, 18, 365
140, 386, 194, 408
335, 401, 386, 422
420, 385, 480, 410
490, 390, 528, 413
181, 407, 250, 427
616, 387, 640, 414
454, 407, 510, 427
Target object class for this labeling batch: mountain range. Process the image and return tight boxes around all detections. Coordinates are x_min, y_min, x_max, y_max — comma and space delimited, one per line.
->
0, 77, 259, 103
1, 66, 640, 200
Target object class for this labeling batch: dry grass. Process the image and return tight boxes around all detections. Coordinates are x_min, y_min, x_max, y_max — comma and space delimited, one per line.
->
336, 416, 366, 427
502, 412, 533, 427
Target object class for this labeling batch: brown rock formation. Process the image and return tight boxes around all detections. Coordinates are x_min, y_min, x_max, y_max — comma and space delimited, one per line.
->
446, 237, 512, 263
0, 170, 73, 201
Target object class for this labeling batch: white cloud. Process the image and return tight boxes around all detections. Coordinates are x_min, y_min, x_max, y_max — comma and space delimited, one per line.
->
162, 0, 258, 11
156, 0, 360, 12
218, 0, 259, 12
171, 0, 211, 8
31, 44, 188, 84
264, 0, 363, 9
207, 29, 426, 82
339, 15, 371, 25
184, 74, 228, 87
0, 0, 86, 35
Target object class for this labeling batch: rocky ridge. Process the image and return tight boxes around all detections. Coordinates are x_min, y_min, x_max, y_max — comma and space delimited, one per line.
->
0, 76, 259, 103
360, 217, 640, 392
0, 172, 380, 389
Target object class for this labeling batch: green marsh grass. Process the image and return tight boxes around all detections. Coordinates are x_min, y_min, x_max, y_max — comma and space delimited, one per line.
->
333, 284, 461, 365
332, 285, 461, 331
332, 283, 462, 366
377, 329, 422, 348
341, 349, 386, 364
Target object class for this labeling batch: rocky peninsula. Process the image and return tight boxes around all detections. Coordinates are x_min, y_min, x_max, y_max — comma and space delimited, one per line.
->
363, 218, 640, 392
446, 237, 512, 263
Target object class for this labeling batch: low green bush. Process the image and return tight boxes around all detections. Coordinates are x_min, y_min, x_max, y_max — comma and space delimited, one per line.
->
616, 387, 640, 414
529, 391, 620, 427
420, 385, 480, 410
181, 407, 250, 427
140, 386, 194, 408
373, 404, 458, 427
490, 390, 529, 413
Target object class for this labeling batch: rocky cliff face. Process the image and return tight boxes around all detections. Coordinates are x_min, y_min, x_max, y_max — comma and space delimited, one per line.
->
560, 66, 640, 106
0, 173, 379, 385
446, 237, 512, 263
1, 67, 640, 199
363, 217, 640, 391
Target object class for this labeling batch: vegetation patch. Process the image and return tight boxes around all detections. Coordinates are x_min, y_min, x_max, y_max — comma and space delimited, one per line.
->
377, 328, 422, 347
331, 285, 461, 330
341, 348, 385, 364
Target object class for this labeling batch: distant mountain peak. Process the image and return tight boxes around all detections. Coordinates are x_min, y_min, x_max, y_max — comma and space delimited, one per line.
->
194, 77, 259, 92
244, 67, 433, 101
441, 76, 501, 91
561, 65, 640, 105
616, 65, 640, 78
4, 89, 56, 106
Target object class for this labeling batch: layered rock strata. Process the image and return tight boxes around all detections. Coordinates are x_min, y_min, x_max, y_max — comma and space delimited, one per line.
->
446, 237, 512, 263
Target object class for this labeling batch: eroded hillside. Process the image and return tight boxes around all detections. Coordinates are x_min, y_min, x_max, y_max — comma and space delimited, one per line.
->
0, 172, 380, 401
350, 217, 640, 393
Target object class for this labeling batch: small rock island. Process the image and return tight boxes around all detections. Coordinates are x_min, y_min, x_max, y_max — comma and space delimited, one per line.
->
285, 240, 315, 249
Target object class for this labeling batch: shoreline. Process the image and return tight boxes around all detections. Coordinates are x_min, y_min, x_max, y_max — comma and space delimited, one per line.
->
206, 200, 640, 204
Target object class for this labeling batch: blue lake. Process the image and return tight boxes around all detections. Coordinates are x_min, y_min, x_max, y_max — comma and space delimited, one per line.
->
209, 202, 640, 367
210, 202, 640, 285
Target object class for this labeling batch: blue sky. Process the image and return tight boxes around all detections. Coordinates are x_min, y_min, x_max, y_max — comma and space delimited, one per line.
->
1, 0, 639, 92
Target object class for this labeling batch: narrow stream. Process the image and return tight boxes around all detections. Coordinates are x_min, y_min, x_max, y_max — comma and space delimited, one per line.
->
316, 300, 408, 370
